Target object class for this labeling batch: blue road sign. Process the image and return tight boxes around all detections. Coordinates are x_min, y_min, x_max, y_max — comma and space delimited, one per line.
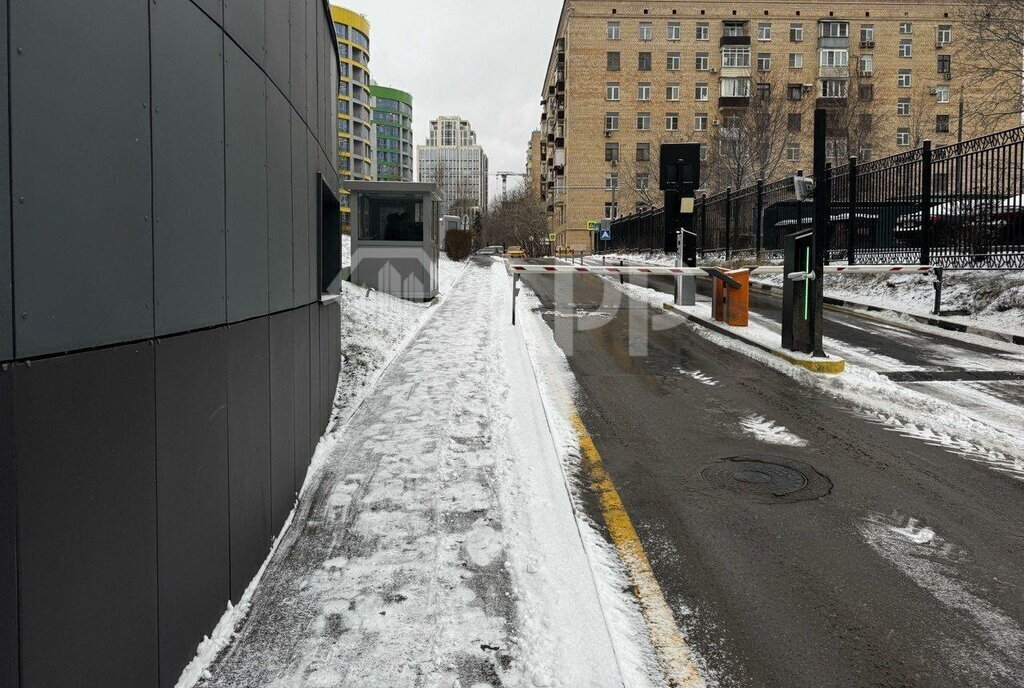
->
599, 229, 612, 241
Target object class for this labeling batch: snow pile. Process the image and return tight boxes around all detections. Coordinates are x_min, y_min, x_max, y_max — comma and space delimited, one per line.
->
739, 414, 808, 447
757, 270, 1024, 336
596, 251, 678, 267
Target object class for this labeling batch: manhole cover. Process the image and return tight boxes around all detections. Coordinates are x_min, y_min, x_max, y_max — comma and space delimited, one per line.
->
700, 456, 831, 503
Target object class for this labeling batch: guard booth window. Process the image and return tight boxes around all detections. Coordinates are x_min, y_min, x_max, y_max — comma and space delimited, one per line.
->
358, 196, 425, 242
318, 174, 342, 295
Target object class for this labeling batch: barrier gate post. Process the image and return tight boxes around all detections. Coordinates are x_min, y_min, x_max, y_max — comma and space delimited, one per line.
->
660, 142, 701, 306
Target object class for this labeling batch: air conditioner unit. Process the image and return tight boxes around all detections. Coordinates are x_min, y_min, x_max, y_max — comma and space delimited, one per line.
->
943, 72, 952, 80
802, 83, 814, 91
929, 88, 938, 95
604, 130, 613, 137
709, 67, 718, 73
860, 40, 875, 48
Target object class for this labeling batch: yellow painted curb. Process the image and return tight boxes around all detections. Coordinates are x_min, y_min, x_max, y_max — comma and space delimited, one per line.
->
571, 413, 706, 688
771, 351, 846, 374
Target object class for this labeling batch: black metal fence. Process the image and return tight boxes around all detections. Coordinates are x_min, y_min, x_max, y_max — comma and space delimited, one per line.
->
610, 125, 1024, 269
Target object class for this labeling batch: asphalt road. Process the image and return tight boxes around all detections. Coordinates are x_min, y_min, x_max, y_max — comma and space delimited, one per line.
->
522, 264, 1024, 688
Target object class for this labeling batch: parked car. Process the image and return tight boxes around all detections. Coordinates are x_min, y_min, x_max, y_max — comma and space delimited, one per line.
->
506, 245, 527, 258
988, 193, 1024, 245
893, 199, 998, 252
473, 246, 503, 256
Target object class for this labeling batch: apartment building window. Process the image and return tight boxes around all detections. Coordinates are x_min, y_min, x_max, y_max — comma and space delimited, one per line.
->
821, 79, 848, 98
897, 97, 911, 116
821, 22, 848, 38
607, 21, 620, 40
790, 23, 803, 42
696, 22, 709, 41
695, 82, 709, 100
723, 21, 746, 37
788, 113, 802, 132
605, 172, 618, 190
667, 52, 681, 71
788, 52, 803, 68
787, 83, 803, 100
757, 53, 771, 71
859, 147, 872, 161
636, 143, 651, 161
667, 83, 681, 100
898, 39, 912, 58
607, 51, 621, 71
826, 138, 848, 159
899, 22, 912, 34
758, 22, 772, 40
668, 21, 681, 41
897, 128, 911, 146
723, 46, 751, 67
786, 142, 801, 161
859, 83, 874, 100
606, 82, 620, 100
859, 113, 873, 131
898, 70, 912, 88
935, 85, 950, 103
937, 55, 951, 75
699, 144, 708, 161
936, 115, 951, 133
694, 113, 708, 130
637, 173, 651, 191
937, 25, 952, 46
637, 112, 651, 130
666, 112, 680, 130
820, 49, 848, 67
696, 52, 710, 70
638, 52, 652, 71
604, 202, 618, 219
860, 25, 874, 46
639, 21, 653, 41
605, 112, 620, 131
605, 142, 619, 161
638, 82, 652, 101
859, 54, 873, 75
721, 77, 752, 97
756, 83, 772, 100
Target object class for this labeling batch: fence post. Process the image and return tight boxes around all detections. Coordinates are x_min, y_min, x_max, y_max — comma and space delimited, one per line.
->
847, 155, 857, 265
725, 186, 732, 260
700, 194, 707, 259
755, 178, 764, 261
920, 140, 933, 266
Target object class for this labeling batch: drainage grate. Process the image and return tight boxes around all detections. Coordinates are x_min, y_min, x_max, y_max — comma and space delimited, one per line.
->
701, 456, 832, 503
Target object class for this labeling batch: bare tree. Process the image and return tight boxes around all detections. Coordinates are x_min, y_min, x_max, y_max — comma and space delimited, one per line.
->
618, 157, 661, 212
822, 62, 888, 166
958, 2, 1024, 125
481, 184, 548, 254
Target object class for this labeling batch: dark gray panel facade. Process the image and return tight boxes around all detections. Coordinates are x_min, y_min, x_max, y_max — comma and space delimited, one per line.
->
289, 0, 306, 119
307, 132, 320, 304
192, 0, 223, 25
156, 329, 230, 688
15, 344, 158, 688
270, 311, 297, 531
291, 112, 311, 306
304, 0, 317, 128
10, 1, 153, 358
293, 306, 312, 490
224, 0, 266, 67
225, 41, 270, 322
308, 302, 321, 446
227, 318, 272, 601
0, 0, 11, 362
0, 366, 16, 686
268, 83, 295, 313
266, 0, 291, 93
153, 0, 227, 335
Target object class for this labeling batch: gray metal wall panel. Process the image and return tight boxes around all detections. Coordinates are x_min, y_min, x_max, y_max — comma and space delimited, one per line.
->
0, 366, 16, 687
308, 302, 320, 446
227, 317, 272, 601
267, 83, 294, 313
15, 343, 158, 688
319, 301, 331, 431
10, 2, 153, 358
292, 306, 312, 490
192, 0, 223, 25
269, 311, 296, 532
265, 0, 290, 95
225, 41, 270, 322
0, 1, 11, 362
153, 0, 227, 336
307, 132, 319, 303
291, 112, 311, 307
288, 0, 306, 120
304, 0, 316, 128
224, 0, 265, 68
155, 328, 230, 688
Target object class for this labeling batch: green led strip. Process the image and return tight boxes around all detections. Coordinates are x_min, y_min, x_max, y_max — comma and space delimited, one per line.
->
804, 246, 810, 321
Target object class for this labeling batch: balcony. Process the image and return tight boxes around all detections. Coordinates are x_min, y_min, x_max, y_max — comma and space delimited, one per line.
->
719, 96, 750, 107
859, 40, 874, 49
858, 69, 873, 78
720, 35, 750, 46
816, 96, 847, 109
818, 65, 849, 79
817, 35, 849, 49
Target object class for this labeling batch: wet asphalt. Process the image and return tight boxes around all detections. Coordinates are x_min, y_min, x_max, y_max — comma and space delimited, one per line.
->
521, 264, 1024, 688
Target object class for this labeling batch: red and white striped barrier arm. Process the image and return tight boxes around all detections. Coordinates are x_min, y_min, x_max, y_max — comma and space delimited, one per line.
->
749, 265, 933, 275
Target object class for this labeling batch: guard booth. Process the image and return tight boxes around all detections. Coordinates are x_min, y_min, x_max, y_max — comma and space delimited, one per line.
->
347, 181, 441, 301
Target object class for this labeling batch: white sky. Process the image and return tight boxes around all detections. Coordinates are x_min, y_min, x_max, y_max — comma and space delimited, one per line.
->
332, 0, 564, 200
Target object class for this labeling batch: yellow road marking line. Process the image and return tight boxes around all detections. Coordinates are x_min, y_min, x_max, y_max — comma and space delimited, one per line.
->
571, 413, 706, 688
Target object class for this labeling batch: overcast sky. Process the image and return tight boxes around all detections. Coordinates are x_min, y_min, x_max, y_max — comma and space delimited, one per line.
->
333, 0, 563, 200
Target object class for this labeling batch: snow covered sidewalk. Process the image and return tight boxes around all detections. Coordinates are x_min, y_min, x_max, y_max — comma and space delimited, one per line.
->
193, 260, 663, 688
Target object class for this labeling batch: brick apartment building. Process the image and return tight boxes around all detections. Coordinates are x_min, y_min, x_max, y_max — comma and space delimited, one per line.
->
539, 0, 1019, 250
